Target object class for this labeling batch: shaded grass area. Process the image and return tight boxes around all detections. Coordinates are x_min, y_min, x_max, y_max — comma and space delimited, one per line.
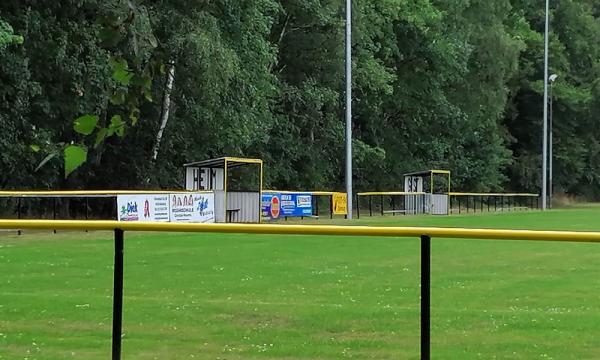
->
2, 207, 600, 359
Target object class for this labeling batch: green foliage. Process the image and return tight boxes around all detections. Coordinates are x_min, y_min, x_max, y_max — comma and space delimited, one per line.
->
0, 0, 599, 197
73, 115, 99, 136
0, 19, 23, 50
64, 145, 87, 177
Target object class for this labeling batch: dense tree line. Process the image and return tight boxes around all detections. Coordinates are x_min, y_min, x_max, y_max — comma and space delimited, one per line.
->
0, 0, 599, 197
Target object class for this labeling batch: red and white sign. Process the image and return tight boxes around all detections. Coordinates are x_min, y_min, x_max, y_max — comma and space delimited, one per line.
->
270, 196, 280, 219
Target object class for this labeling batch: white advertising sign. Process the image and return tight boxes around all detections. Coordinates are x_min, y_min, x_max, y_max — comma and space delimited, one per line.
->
117, 194, 170, 222
169, 192, 215, 223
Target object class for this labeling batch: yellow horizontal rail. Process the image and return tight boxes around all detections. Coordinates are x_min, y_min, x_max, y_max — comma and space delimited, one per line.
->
0, 190, 210, 197
263, 190, 340, 196
223, 156, 263, 164
2, 220, 600, 244
358, 192, 427, 196
449, 192, 538, 197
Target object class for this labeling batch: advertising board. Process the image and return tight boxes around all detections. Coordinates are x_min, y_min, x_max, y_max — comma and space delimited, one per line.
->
117, 194, 170, 222
169, 192, 215, 223
332, 192, 348, 215
262, 192, 312, 219
261, 193, 281, 220
117, 192, 214, 223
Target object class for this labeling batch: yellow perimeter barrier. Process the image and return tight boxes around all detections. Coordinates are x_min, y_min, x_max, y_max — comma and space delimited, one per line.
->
1, 219, 600, 243
358, 191, 427, 196
0, 190, 205, 197
449, 192, 538, 197
3, 219, 600, 360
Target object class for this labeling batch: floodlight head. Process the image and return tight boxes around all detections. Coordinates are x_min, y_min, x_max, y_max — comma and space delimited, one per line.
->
549, 74, 558, 83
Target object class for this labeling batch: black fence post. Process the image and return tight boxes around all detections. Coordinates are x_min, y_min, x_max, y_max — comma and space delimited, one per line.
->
17, 198, 22, 236
356, 194, 360, 219
391, 196, 396, 216
53, 198, 57, 234
112, 229, 125, 360
329, 196, 333, 220
84, 198, 89, 232
369, 196, 373, 217
421, 235, 431, 360
380, 195, 384, 216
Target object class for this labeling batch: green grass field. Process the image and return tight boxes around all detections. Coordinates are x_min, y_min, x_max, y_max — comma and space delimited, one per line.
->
2, 206, 600, 359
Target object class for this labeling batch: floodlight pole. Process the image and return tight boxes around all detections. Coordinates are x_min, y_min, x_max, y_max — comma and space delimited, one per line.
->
549, 77, 555, 209
541, 0, 550, 211
345, 0, 353, 219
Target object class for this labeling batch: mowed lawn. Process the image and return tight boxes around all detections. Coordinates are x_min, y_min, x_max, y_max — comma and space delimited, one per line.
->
2, 206, 600, 359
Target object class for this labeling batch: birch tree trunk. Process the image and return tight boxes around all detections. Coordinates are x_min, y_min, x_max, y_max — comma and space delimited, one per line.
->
151, 62, 175, 161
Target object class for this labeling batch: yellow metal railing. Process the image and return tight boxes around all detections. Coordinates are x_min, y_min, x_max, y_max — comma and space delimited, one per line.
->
3, 219, 600, 360
3, 220, 600, 242
356, 192, 427, 217
0, 190, 203, 196
449, 192, 540, 214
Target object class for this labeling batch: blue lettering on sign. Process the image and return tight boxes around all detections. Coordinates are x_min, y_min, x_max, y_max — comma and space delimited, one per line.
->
262, 192, 312, 218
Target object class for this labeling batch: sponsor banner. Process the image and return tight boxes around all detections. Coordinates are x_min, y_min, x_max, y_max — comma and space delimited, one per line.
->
332, 192, 348, 215
169, 193, 215, 223
280, 193, 313, 217
261, 193, 281, 219
262, 192, 313, 219
117, 194, 170, 222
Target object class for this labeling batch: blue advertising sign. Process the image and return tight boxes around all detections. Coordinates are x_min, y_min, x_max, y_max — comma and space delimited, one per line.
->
261, 193, 281, 219
262, 192, 313, 219
280, 193, 313, 217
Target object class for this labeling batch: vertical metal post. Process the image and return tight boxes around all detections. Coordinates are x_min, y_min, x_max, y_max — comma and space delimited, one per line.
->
421, 235, 431, 360
458, 197, 461, 214
487, 196, 490, 212
391, 196, 396, 216
356, 194, 360, 219
541, 0, 550, 210
480, 196, 483, 212
53, 198, 57, 234
344, 0, 353, 219
369, 196, 372, 217
494, 196, 497, 212
112, 229, 124, 360
85, 198, 89, 232
330, 196, 334, 220
549, 82, 554, 209
17, 198, 22, 236
380, 195, 384, 216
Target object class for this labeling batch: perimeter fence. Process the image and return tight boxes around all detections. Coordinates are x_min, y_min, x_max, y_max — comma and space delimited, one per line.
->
2, 220, 599, 360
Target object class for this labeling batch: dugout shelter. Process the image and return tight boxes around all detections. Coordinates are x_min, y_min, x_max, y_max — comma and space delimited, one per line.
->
404, 170, 451, 215
184, 157, 263, 223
